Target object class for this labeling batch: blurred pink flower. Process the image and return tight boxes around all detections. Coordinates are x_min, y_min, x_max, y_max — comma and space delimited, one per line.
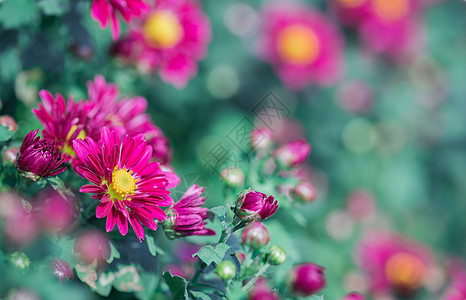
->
113, 0, 211, 88
91, 0, 149, 40
288, 262, 326, 296
258, 1, 344, 90
74, 230, 110, 265
357, 230, 434, 294
163, 184, 215, 239
73, 127, 178, 241
3, 146, 19, 166
35, 190, 78, 233
248, 277, 280, 300
274, 139, 311, 168
0, 115, 17, 132
342, 292, 366, 300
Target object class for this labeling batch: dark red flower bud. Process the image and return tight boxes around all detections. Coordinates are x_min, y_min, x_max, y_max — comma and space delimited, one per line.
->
234, 189, 278, 222
288, 263, 326, 296
241, 221, 270, 249
50, 258, 74, 283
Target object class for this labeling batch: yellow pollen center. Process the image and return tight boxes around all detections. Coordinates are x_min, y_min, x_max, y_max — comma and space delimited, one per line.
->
110, 168, 137, 200
143, 11, 183, 48
277, 25, 320, 65
385, 253, 425, 289
338, 0, 366, 8
372, 0, 409, 21
61, 125, 86, 157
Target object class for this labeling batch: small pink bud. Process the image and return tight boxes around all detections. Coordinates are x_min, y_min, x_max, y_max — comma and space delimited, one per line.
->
251, 127, 273, 151
274, 139, 311, 168
248, 277, 280, 300
0, 115, 17, 132
234, 189, 278, 222
342, 292, 366, 300
241, 221, 270, 249
74, 231, 110, 265
346, 189, 376, 221
2, 147, 19, 166
292, 181, 317, 203
51, 258, 74, 283
220, 167, 245, 187
288, 263, 326, 296
236, 252, 246, 264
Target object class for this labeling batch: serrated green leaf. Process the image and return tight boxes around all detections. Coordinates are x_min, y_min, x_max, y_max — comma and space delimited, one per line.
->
75, 263, 98, 290
163, 271, 189, 300
189, 291, 211, 300
192, 243, 230, 266
146, 234, 165, 256
0, 0, 38, 29
37, 0, 69, 15
227, 280, 244, 300
207, 206, 227, 229
0, 125, 14, 142
106, 242, 120, 264
112, 265, 143, 293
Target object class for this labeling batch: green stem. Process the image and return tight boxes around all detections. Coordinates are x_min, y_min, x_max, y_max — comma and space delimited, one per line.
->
219, 217, 242, 243
242, 262, 270, 291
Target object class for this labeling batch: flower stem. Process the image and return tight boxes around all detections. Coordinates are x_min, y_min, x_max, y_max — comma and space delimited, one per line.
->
242, 262, 270, 291
219, 217, 242, 243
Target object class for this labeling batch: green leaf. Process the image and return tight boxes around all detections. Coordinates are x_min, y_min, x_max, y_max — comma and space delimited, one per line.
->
37, 0, 69, 16
146, 234, 165, 256
207, 206, 227, 229
46, 177, 74, 198
75, 263, 98, 290
227, 281, 244, 300
0, 125, 14, 142
0, 0, 38, 29
106, 242, 120, 264
112, 265, 143, 293
162, 271, 189, 300
192, 243, 230, 266
189, 291, 211, 300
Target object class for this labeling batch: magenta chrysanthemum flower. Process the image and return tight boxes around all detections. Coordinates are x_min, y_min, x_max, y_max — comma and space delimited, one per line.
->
32, 90, 95, 163
162, 184, 215, 239
73, 127, 178, 241
91, 0, 150, 40
113, 0, 211, 88
258, 1, 344, 90
234, 189, 278, 222
86, 75, 173, 164
17, 129, 66, 181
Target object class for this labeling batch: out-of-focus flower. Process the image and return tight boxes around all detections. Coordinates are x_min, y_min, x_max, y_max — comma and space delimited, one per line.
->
17, 130, 66, 181
216, 261, 236, 280
163, 184, 215, 239
91, 0, 149, 40
9, 252, 30, 271
35, 190, 77, 233
292, 181, 317, 203
0, 115, 17, 132
74, 231, 110, 265
50, 258, 74, 283
73, 127, 178, 241
6, 289, 41, 300
357, 230, 434, 294
3, 147, 19, 166
234, 189, 278, 222
86, 75, 173, 164
288, 263, 327, 296
274, 139, 311, 168
251, 127, 273, 151
342, 292, 366, 300
33, 91, 94, 163
337, 80, 374, 114
258, 1, 344, 90
346, 189, 376, 221
241, 221, 270, 249
268, 245, 287, 265
113, 0, 211, 88
220, 167, 245, 187
439, 260, 466, 300
248, 277, 280, 300
2, 196, 38, 246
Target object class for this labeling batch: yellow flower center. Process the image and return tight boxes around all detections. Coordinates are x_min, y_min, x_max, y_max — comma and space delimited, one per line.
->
385, 253, 425, 289
277, 25, 320, 65
372, 0, 409, 21
61, 125, 86, 157
109, 167, 137, 201
143, 11, 183, 48
338, 0, 366, 8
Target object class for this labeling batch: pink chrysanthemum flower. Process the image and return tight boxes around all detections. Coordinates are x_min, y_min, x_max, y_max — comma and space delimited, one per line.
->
32, 90, 95, 163
86, 75, 173, 164
113, 0, 211, 88
17, 129, 66, 181
162, 184, 215, 239
258, 1, 344, 90
91, 0, 150, 40
73, 127, 178, 241
357, 230, 433, 295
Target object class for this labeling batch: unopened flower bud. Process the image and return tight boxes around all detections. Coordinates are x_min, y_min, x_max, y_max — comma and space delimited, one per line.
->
248, 277, 279, 300
9, 252, 30, 271
74, 231, 110, 265
274, 139, 311, 168
251, 127, 273, 151
292, 181, 317, 203
236, 252, 246, 264
268, 245, 287, 265
288, 263, 326, 296
0, 115, 17, 132
216, 261, 236, 280
234, 189, 278, 222
241, 221, 270, 249
220, 167, 244, 187
342, 292, 366, 300
50, 258, 74, 283
3, 147, 19, 166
